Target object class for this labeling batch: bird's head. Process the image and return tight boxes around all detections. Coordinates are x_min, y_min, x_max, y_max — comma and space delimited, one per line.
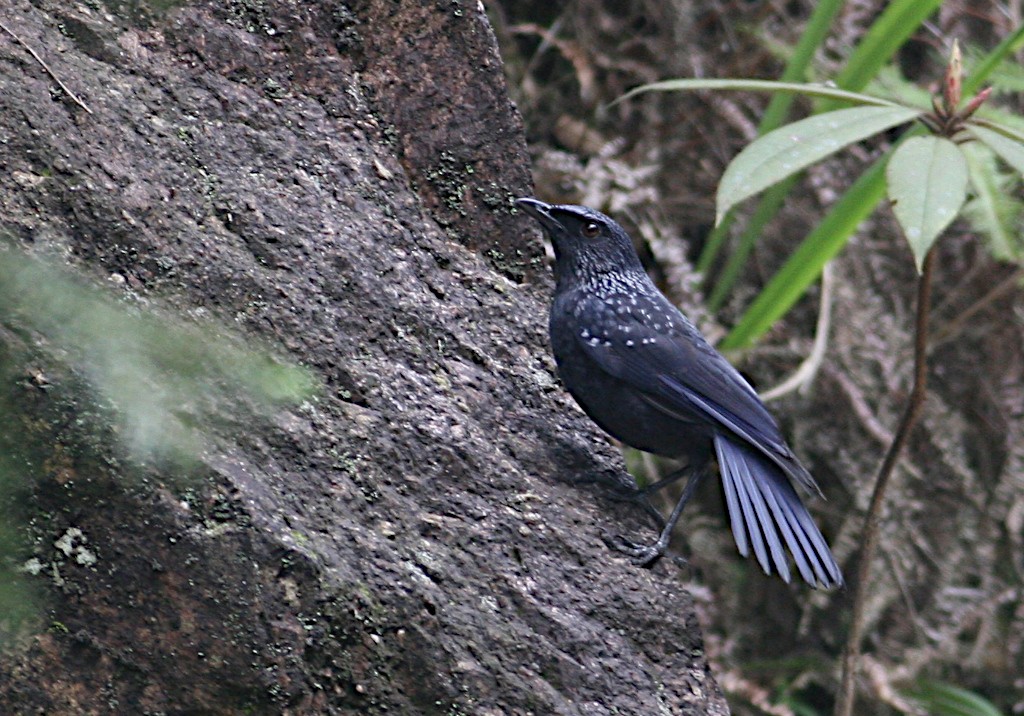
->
516, 198, 644, 288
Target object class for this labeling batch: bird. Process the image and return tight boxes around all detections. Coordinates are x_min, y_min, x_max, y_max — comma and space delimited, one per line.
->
516, 197, 842, 589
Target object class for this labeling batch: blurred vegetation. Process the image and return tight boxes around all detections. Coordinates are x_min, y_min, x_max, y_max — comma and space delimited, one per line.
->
0, 244, 315, 643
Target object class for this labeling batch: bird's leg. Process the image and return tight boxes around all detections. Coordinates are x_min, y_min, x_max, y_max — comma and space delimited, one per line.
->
606, 464, 690, 528
605, 466, 707, 566
635, 465, 690, 497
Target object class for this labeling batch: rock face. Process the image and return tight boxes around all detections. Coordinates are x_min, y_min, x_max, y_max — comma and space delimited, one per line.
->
0, 1, 728, 713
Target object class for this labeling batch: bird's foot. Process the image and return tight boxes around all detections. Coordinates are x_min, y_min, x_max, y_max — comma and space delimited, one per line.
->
601, 532, 667, 567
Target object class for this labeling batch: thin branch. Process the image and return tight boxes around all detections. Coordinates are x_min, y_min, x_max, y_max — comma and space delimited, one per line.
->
834, 247, 936, 716
0, 20, 93, 115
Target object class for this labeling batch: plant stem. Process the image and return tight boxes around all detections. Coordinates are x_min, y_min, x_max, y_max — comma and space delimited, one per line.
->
833, 246, 936, 716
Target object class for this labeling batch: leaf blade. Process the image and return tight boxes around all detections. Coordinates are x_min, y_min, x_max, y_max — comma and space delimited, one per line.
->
719, 22, 1024, 347
717, 105, 921, 222
618, 79, 904, 107
755, 0, 844, 135
827, 0, 943, 106
961, 141, 1023, 261
721, 158, 890, 350
886, 136, 968, 270
969, 122, 1024, 175
904, 680, 1004, 716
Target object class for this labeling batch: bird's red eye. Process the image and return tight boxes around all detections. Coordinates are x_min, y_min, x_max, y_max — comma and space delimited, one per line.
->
582, 222, 601, 238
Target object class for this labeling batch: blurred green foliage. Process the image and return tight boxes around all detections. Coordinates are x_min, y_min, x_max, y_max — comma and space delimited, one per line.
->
904, 679, 1005, 716
0, 244, 315, 643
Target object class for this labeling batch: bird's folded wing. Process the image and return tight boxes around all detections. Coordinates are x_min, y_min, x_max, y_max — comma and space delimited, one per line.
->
573, 296, 820, 495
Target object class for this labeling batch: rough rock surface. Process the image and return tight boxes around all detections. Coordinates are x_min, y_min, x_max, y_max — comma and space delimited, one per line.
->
0, 1, 729, 713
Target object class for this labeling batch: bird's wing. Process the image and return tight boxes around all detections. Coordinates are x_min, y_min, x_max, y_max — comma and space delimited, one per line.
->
573, 294, 821, 496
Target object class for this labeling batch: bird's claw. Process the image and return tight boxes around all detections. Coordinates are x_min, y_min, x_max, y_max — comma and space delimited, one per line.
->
601, 532, 665, 567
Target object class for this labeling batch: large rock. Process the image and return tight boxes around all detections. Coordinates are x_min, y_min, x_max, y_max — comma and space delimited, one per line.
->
0, 1, 728, 713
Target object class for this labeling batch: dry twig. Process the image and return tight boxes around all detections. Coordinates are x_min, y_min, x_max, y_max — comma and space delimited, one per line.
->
762, 261, 835, 401
0, 19, 93, 115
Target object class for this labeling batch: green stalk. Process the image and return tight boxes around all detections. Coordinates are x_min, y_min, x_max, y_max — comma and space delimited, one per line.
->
720, 158, 889, 351
964, 22, 1024, 96
707, 176, 797, 311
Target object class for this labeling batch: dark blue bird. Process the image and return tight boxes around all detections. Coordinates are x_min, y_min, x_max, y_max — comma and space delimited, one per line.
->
517, 197, 842, 589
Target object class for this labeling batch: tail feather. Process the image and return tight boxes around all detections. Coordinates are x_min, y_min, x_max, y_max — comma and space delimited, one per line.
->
714, 435, 842, 589
719, 454, 748, 559
725, 444, 790, 582
773, 484, 843, 587
757, 469, 826, 586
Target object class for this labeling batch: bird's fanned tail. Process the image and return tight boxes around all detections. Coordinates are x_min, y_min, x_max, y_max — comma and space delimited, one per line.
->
714, 435, 843, 589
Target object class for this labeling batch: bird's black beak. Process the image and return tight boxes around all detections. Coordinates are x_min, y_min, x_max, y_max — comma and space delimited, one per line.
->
516, 197, 565, 234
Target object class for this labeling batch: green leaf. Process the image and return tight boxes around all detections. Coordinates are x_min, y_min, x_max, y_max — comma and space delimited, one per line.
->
701, 0, 935, 296
904, 680, 1004, 716
972, 45, 1024, 93
717, 105, 921, 222
708, 175, 798, 311
755, 0, 844, 134
961, 141, 1024, 261
886, 136, 968, 270
722, 27, 1024, 348
964, 23, 1024, 96
969, 123, 1024, 175
618, 79, 904, 108
975, 110, 1024, 143
867, 64, 936, 108
695, 0, 845, 276
0, 249, 317, 464
682, 0, 936, 287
